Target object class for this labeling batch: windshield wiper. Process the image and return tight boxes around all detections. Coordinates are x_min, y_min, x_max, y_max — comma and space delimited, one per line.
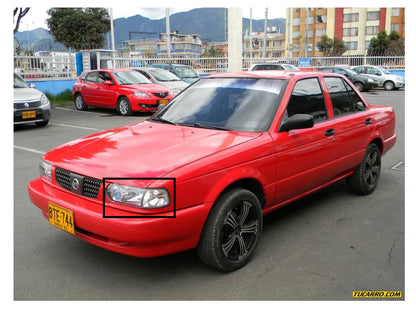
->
149, 116, 178, 125
179, 122, 230, 131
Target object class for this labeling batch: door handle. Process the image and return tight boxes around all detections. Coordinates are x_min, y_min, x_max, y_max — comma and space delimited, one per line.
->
365, 118, 372, 125
325, 128, 335, 137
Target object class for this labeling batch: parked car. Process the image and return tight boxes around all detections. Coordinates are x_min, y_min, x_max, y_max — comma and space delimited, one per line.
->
14, 73, 50, 126
149, 63, 200, 84
132, 67, 189, 96
249, 63, 299, 71
351, 65, 405, 90
72, 69, 174, 115
317, 67, 378, 91
29, 71, 396, 272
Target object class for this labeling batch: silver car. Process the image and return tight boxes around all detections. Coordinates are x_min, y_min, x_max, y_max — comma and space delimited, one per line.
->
14, 73, 51, 126
132, 67, 189, 96
351, 65, 405, 91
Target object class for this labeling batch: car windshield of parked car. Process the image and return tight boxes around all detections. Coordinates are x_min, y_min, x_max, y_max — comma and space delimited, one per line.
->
149, 68, 181, 82
112, 71, 152, 85
284, 64, 299, 71
377, 67, 391, 74
152, 78, 286, 132
14, 74, 29, 88
175, 67, 199, 79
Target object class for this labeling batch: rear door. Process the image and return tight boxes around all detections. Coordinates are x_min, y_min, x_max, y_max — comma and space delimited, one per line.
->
322, 76, 374, 174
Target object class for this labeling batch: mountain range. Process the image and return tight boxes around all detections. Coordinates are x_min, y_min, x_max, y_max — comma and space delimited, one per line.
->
14, 8, 286, 52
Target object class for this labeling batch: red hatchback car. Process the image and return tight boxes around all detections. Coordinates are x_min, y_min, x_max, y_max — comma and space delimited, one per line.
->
72, 69, 174, 115
29, 71, 396, 271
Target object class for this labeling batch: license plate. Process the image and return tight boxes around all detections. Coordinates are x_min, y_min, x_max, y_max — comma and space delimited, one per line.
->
48, 203, 75, 235
159, 100, 169, 105
22, 111, 36, 119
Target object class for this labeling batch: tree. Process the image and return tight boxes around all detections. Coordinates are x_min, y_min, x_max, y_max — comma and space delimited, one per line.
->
202, 45, 224, 57
46, 8, 111, 50
13, 7, 30, 34
368, 30, 404, 55
316, 35, 346, 56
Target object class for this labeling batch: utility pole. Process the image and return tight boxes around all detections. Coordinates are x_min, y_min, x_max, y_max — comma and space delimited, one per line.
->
166, 8, 171, 58
227, 8, 242, 72
249, 8, 253, 66
109, 8, 116, 68
263, 8, 268, 59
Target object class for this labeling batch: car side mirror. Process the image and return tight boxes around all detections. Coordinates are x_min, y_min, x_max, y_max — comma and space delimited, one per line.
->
28, 83, 36, 89
104, 80, 113, 86
279, 114, 314, 132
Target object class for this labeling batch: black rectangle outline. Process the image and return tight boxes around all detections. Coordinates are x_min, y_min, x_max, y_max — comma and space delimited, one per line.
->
102, 177, 176, 218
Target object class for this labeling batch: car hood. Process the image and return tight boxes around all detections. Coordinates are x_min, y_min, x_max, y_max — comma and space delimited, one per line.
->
118, 83, 171, 93
44, 121, 261, 179
14, 87, 44, 102
155, 80, 189, 90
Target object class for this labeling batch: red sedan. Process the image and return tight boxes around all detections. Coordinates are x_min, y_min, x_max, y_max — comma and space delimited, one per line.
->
72, 69, 174, 115
29, 71, 396, 271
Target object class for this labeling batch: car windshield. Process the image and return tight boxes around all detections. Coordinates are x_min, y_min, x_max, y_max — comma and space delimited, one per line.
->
343, 68, 358, 76
151, 78, 286, 132
377, 67, 391, 74
149, 68, 181, 82
112, 71, 152, 85
284, 64, 299, 70
175, 67, 199, 78
14, 73, 29, 88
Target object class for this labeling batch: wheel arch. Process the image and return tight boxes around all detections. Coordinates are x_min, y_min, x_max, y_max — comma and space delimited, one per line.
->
212, 177, 267, 210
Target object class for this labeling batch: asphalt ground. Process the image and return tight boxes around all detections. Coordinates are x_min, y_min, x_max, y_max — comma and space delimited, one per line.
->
13, 89, 405, 303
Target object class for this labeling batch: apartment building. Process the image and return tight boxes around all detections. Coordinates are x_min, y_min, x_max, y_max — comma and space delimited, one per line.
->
285, 8, 405, 57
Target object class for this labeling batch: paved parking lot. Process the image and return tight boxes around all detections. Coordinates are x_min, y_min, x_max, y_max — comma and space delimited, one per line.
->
14, 89, 404, 300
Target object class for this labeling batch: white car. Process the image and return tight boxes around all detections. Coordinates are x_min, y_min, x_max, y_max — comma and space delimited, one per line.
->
132, 67, 189, 95
249, 63, 299, 71
351, 65, 405, 91
14, 73, 50, 126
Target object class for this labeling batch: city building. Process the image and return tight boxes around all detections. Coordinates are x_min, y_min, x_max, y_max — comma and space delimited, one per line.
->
121, 31, 202, 59
285, 7, 405, 57
243, 27, 285, 58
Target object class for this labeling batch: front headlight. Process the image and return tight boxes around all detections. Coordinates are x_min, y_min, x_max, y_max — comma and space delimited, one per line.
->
106, 183, 170, 209
40, 94, 50, 105
39, 159, 52, 180
133, 91, 150, 98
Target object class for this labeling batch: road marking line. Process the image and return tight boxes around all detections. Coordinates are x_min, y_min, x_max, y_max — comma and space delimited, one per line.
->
50, 123, 103, 131
55, 106, 112, 116
14, 145, 45, 155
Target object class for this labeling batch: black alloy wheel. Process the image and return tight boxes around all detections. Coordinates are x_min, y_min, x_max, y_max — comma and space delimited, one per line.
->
197, 188, 263, 272
347, 143, 381, 195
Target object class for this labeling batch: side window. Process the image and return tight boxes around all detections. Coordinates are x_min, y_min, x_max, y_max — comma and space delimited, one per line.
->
324, 77, 366, 117
97, 72, 112, 84
85, 72, 98, 83
284, 78, 327, 123
354, 67, 364, 74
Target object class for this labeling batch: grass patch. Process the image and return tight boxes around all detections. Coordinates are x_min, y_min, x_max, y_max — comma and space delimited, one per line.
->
45, 90, 73, 105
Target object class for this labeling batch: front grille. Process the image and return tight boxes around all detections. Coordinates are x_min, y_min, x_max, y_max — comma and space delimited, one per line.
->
152, 92, 169, 98
14, 100, 42, 109
55, 167, 102, 198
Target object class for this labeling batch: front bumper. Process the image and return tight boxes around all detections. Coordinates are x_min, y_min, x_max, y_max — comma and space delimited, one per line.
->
14, 108, 50, 125
28, 177, 211, 257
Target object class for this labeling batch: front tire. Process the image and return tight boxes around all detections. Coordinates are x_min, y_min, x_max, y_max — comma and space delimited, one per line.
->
74, 93, 88, 111
117, 97, 132, 116
347, 143, 381, 195
354, 81, 364, 92
197, 188, 263, 272
383, 81, 395, 91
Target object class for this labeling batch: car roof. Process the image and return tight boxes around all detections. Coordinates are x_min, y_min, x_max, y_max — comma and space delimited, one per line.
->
206, 70, 335, 80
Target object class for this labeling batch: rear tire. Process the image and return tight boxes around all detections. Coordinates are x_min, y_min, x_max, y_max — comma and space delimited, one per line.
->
347, 143, 381, 195
197, 188, 263, 272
